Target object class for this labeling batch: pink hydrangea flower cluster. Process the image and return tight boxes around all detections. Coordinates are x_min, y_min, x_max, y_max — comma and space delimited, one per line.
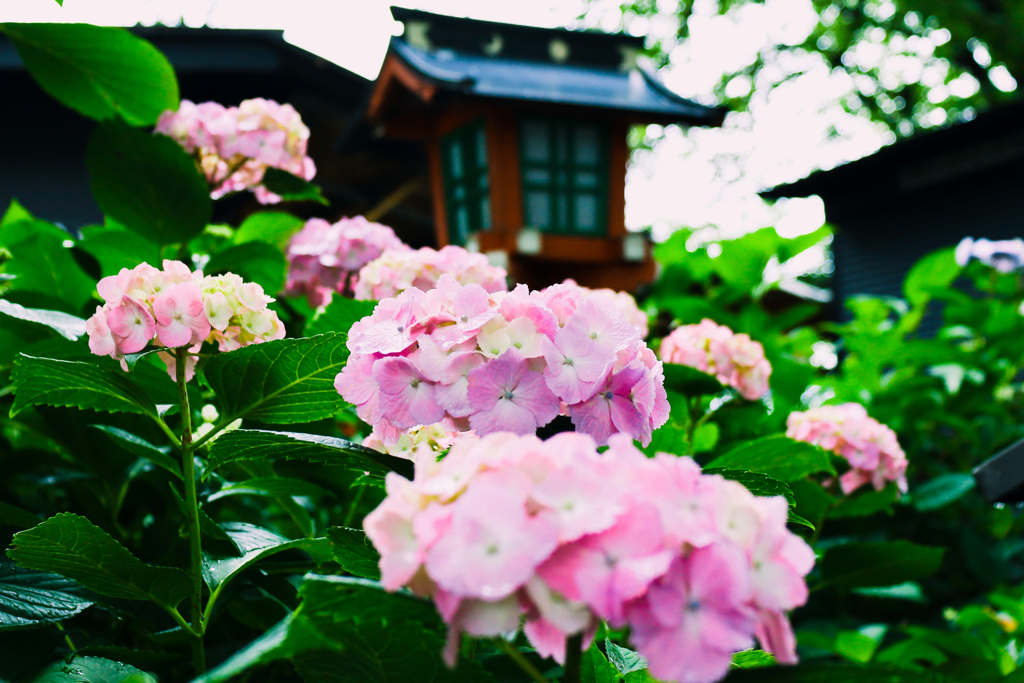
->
365, 432, 814, 683
334, 276, 668, 446
155, 98, 316, 204
284, 216, 409, 307
363, 422, 466, 461
352, 246, 507, 301
786, 403, 908, 495
659, 319, 772, 400
553, 279, 648, 337
85, 260, 285, 380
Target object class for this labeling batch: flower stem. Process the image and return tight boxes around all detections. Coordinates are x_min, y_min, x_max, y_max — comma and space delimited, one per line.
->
494, 638, 552, 683
176, 348, 206, 675
563, 633, 584, 683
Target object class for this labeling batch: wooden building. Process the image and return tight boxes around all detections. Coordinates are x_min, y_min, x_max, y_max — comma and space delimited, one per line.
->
762, 100, 1024, 309
1, 8, 726, 292
362, 8, 725, 291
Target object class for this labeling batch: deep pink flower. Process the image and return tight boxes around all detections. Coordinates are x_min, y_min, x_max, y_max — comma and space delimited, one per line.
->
466, 349, 560, 435
568, 365, 646, 446
540, 327, 612, 403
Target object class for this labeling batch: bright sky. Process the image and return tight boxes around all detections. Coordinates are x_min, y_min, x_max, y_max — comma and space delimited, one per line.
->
3, 0, 891, 244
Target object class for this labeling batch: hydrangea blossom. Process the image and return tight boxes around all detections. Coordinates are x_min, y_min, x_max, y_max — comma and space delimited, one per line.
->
365, 432, 814, 683
955, 237, 1024, 273
85, 261, 285, 380
660, 319, 772, 400
335, 276, 667, 446
284, 216, 409, 307
786, 403, 908, 494
155, 98, 316, 204
352, 246, 507, 301
363, 422, 466, 461
553, 279, 649, 337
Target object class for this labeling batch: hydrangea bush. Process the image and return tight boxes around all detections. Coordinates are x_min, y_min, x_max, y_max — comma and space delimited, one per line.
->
2, 18, 1024, 683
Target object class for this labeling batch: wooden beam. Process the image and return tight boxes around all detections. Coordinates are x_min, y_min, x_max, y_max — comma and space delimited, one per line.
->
366, 55, 438, 122
427, 137, 449, 248
365, 177, 425, 223
607, 119, 629, 239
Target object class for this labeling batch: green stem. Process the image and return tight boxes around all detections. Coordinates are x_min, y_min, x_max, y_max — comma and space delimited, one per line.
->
161, 604, 200, 639
343, 484, 366, 528
494, 639, 552, 683
563, 633, 583, 683
55, 622, 76, 652
176, 349, 206, 675
191, 417, 230, 453
152, 415, 182, 449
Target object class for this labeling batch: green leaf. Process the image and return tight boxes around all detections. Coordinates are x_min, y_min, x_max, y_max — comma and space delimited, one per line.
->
828, 485, 898, 519
201, 333, 349, 424
731, 650, 776, 668
0, 300, 86, 341
208, 476, 332, 503
704, 468, 794, 504
789, 479, 835, 528
707, 435, 835, 482
7, 513, 192, 608
262, 167, 329, 205
605, 639, 648, 675
723, 663, 955, 681
0, 562, 94, 629
234, 211, 305, 250
0, 23, 177, 126
87, 118, 211, 245
0, 502, 42, 529
91, 425, 181, 478
205, 241, 287, 295
27, 656, 157, 683
189, 613, 317, 683
0, 218, 95, 311
201, 523, 330, 589
817, 541, 944, 590
1, 199, 33, 227
306, 296, 378, 338
206, 429, 414, 479
167, 484, 231, 544
662, 363, 725, 397
581, 643, 619, 683
904, 247, 960, 307
326, 527, 381, 580
77, 225, 161, 279
911, 474, 975, 512
11, 355, 158, 418
693, 421, 719, 453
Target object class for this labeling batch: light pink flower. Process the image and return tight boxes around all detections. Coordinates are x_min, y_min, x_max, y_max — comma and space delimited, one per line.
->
373, 357, 446, 429
105, 296, 156, 354
152, 281, 210, 348
660, 319, 772, 400
569, 365, 646, 446
85, 306, 115, 357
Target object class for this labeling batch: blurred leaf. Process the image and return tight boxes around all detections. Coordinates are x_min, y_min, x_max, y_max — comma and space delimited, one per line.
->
852, 582, 926, 602
87, 119, 211, 245
326, 527, 381, 580
202, 333, 348, 424
0, 300, 85, 341
28, 656, 157, 683
234, 211, 305, 250
0, 562, 93, 629
0, 23, 177, 125
828, 485, 899, 519
693, 421, 719, 453
707, 435, 834, 482
205, 241, 287, 295
11, 355, 158, 418
662, 363, 725, 397
722, 662, 956, 681
818, 541, 944, 590
92, 425, 181, 478
789, 479, 835, 527
78, 225, 161, 278
0, 502, 42, 530
262, 168, 329, 206
8, 513, 192, 608
208, 476, 332, 503
912, 474, 975, 512
306, 297, 378, 338
207, 429, 413, 479
704, 468, 794, 504
904, 247, 961, 307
